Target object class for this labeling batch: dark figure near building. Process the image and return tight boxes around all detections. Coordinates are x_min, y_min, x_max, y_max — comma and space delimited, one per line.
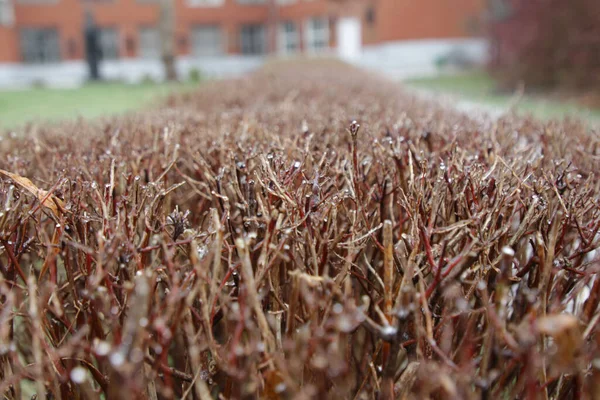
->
84, 11, 102, 81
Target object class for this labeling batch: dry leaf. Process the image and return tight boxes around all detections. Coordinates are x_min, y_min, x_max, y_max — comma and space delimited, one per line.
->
261, 370, 286, 400
537, 314, 582, 372
536, 314, 579, 337
395, 361, 420, 400
0, 169, 65, 217
39, 223, 63, 282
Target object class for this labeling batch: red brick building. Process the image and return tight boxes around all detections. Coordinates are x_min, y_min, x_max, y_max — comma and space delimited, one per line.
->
0, 0, 484, 85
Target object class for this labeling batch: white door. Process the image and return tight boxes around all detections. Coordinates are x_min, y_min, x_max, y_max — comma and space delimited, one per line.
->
336, 17, 361, 61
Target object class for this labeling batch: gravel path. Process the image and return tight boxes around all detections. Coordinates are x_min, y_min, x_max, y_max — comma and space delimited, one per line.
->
405, 87, 507, 120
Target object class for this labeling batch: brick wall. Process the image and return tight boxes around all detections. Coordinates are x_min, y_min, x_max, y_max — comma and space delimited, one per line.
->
0, 0, 484, 63
374, 0, 483, 42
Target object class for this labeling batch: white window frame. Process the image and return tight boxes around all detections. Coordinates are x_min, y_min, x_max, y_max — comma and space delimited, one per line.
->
0, 0, 14, 26
278, 21, 298, 55
191, 24, 224, 57
16, 0, 58, 4
138, 26, 160, 59
304, 17, 329, 54
186, 0, 223, 7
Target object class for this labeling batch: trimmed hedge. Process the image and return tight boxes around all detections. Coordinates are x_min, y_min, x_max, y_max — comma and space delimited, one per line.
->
0, 62, 600, 398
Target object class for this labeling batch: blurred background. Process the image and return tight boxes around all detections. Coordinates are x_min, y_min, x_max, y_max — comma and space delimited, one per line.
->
0, 0, 598, 127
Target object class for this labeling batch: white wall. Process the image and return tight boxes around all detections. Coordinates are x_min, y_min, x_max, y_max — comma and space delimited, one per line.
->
0, 55, 265, 88
337, 17, 362, 62
356, 38, 488, 80
0, 38, 489, 88
0, 61, 87, 89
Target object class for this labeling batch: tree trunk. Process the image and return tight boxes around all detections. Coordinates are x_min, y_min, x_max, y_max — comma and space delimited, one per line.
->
267, 0, 278, 54
159, 0, 177, 81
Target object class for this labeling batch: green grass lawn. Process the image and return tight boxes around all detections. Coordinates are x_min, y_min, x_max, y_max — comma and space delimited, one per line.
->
0, 81, 199, 129
405, 71, 600, 123
3, 70, 598, 130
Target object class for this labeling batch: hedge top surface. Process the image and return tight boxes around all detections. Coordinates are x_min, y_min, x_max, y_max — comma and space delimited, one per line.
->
0, 62, 599, 399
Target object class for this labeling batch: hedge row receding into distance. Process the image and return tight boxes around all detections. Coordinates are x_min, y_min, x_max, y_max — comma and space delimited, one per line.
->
1, 62, 600, 399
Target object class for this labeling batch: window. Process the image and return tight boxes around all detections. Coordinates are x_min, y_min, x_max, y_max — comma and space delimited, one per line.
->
278, 21, 298, 55
304, 17, 329, 53
237, 0, 265, 4
0, 0, 14, 26
187, 0, 223, 6
191, 25, 223, 56
138, 27, 160, 59
99, 27, 119, 60
20, 28, 61, 64
239, 24, 265, 55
